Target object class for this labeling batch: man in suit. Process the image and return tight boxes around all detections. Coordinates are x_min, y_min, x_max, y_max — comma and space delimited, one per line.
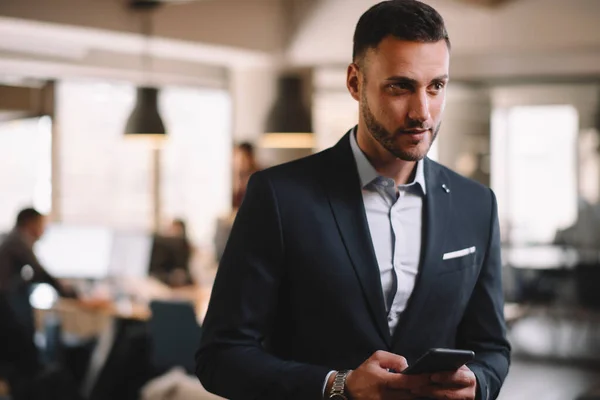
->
196, 1, 510, 399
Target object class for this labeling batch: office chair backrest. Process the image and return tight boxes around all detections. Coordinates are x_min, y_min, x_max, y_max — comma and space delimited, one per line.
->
148, 300, 201, 375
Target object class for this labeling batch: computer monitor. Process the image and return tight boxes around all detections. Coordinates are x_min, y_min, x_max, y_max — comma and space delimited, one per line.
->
108, 230, 153, 278
34, 224, 113, 279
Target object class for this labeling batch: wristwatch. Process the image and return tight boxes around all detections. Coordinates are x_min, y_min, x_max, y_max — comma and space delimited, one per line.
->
328, 370, 351, 400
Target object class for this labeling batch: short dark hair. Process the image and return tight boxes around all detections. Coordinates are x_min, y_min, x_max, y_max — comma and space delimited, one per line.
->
353, 0, 450, 64
16, 207, 43, 228
172, 218, 187, 237
237, 142, 255, 157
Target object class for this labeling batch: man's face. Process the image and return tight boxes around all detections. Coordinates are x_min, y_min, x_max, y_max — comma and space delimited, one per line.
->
348, 37, 449, 161
30, 216, 47, 242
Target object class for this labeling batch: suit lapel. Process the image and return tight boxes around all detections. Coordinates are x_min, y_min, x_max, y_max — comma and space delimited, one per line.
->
325, 132, 392, 347
392, 158, 452, 347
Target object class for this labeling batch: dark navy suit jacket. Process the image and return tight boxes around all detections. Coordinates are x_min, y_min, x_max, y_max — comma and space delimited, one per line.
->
196, 132, 510, 400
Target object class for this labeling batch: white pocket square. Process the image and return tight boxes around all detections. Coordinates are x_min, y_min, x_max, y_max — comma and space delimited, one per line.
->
443, 246, 476, 260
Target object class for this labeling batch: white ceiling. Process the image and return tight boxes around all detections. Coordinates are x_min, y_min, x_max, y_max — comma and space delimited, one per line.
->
287, 0, 600, 63
0, 15, 272, 86
285, 0, 600, 80
0, 0, 599, 83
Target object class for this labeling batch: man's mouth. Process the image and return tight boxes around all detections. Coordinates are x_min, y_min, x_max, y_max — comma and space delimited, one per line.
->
399, 129, 429, 136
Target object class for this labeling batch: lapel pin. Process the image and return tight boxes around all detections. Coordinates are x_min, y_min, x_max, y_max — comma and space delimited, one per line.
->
442, 184, 450, 193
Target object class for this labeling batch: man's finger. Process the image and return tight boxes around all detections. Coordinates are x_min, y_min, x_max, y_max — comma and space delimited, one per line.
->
385, 372, 431, 390
431, 368, 475, 387
372, 350, 409, 372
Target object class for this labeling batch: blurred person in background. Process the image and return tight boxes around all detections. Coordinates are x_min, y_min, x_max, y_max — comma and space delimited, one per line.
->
150, 218, 195, 287
213, 142, 261, 264
0, 207, 80, 400
0, 207, 76, 332
196, 1, 509, 399
166, 218, 195, 286
0, 208, 75, 297
232, 142, 260, 210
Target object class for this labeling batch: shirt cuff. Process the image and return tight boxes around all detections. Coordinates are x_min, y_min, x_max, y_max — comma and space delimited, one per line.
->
322, 370, 336, 398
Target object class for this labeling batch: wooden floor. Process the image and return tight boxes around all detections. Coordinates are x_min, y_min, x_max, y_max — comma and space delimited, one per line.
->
498, 306, 600, 400
499, 358, 600, 400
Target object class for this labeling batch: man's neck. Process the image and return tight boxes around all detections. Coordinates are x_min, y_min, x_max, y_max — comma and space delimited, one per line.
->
356, 126, 418, 186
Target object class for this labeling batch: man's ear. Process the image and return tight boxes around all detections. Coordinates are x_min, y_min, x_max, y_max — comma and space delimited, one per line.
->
346, 63, 361, 102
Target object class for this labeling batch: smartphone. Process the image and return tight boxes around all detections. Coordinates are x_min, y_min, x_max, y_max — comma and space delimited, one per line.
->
401, 348, 475, 375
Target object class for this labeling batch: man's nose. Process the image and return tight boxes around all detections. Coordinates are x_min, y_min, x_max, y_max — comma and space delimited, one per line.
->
407, 91, 430, 123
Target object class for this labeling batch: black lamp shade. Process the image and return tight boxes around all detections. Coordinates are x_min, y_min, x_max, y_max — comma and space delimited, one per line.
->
124, 87, 166, 137
263, 75, 314, 149
265, 76, 312, 134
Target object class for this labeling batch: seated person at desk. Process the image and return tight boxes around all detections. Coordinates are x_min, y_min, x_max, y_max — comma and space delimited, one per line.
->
0, 207, 76, 301
150, 219, 194, 287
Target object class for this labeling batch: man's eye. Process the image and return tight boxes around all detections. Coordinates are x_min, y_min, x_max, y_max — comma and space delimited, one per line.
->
388, 83, 411, 91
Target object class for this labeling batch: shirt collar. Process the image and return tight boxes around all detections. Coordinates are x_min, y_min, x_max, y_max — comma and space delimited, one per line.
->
349, 127, 426, 194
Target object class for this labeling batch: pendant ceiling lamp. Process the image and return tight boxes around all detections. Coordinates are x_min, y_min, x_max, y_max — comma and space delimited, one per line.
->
262, 74, 314, 149
125, 87, 166, 137
124, 0, 166, 139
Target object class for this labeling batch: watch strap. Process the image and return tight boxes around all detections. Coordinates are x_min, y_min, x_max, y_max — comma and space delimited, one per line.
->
329, 370, 351, 399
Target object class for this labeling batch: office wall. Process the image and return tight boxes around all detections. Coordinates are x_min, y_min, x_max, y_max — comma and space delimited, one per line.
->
229, 67, 278, 144
437, 84, 491, 185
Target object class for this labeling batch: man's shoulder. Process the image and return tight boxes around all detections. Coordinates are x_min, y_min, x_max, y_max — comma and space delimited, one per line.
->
0, 231, 24, 258
0, 231, 19, 247
257, 148, 333, 183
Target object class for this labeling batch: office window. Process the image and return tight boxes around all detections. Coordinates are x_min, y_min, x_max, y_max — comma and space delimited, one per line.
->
56, 80, 231, 247
492, 105, 578, 244
57, 81, 152, 230
160, 87, 232, 245
0, 116, 52, 232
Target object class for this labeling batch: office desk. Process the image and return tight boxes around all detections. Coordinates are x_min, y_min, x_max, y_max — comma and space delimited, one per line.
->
34, 279, 212, 337
30, 278, 213, 399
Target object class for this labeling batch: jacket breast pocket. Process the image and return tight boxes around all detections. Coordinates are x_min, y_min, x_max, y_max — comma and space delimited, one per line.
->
440, 249, 477, 275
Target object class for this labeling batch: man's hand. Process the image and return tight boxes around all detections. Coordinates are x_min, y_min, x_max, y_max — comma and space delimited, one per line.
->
410, 365, 477, 400
342, 351, 431, 400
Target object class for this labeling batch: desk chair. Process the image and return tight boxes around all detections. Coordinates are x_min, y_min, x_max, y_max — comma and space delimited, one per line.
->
148, 300, 201, 375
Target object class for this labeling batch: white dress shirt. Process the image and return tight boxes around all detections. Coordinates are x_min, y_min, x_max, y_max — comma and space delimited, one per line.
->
349, 129, 426, 335
323, 130, 427, 395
